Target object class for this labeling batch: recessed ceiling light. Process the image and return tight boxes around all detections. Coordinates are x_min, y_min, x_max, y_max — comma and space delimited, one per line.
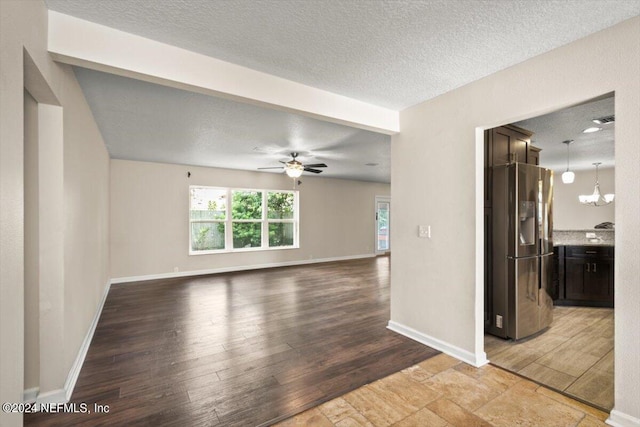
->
582, 127, 602, 133
365, 163, 379, 166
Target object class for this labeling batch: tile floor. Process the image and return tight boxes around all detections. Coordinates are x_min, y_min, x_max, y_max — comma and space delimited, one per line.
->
485, 306, 614, 410
273, 353, 609, 427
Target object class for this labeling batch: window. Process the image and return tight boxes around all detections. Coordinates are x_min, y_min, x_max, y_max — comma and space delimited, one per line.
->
232, 190, 262, 249
189, 187, 226, 252
189, 186, 298, 254
267, 191, 296, 247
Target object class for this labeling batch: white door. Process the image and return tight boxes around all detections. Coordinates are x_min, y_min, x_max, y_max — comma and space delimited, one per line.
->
375, 196, 390, 254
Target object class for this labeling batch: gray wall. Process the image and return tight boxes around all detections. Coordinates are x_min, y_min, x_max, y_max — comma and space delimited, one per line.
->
391, 17, 639, 421
110, 159, 389, 279
1, 2, 110, 425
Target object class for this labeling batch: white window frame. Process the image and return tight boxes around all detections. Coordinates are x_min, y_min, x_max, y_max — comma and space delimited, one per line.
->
189, 186, 299, 255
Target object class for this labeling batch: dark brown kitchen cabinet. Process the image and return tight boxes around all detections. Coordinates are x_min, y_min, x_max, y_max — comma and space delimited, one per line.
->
489, 125, 531, 165
484, 125, 536, 208
528, 146, 541, 165
555, 245, 614, 308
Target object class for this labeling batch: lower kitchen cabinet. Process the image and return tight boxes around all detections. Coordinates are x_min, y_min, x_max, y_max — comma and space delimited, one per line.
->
554, 245, 614, 308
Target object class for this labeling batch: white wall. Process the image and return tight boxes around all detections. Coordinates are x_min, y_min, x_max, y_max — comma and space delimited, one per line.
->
110, 160, 389, 280
0, 1, 110, 424
553, 167, 615, 230
391, 16, 639, 423
23, 90, 40, 391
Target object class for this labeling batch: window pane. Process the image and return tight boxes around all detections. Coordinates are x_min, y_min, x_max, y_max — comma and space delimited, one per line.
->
233, 222, 261, 248
269, 223, 294, 247
268, 192, 295, 219
232, 190, 262, 220
191, 223, 225, 251
190, 187, 226, 220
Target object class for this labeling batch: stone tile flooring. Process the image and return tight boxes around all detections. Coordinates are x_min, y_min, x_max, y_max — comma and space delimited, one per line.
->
485, 306, 614, 410
273, 353, 609, 426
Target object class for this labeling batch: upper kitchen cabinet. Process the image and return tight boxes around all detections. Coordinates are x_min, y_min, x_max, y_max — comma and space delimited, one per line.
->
528, 146, 541, 165
484, 125, 540, 207
488, 125, 532, 165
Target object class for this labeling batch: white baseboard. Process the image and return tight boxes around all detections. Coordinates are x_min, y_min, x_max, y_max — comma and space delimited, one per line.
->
607, 409, 640, 427
110, 253, 376, 285
62, 280, 112, 401
387, 320, 488, 368
30, 280, 111, 405
35, 388, 67, 405
23, 387, 38, 403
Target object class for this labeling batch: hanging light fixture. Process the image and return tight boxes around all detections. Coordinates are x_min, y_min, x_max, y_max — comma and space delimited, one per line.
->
284, 161, 304, 178
579, 162, 614, 206
561, 140, 575, 184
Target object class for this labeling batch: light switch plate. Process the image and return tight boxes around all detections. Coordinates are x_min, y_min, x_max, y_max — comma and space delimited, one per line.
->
418, 225, 431, 238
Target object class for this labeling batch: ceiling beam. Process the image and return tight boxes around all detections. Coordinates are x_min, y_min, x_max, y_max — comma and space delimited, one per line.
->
47, 11, 399, 135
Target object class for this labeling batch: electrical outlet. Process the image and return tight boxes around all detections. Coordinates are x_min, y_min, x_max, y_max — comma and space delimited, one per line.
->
586, 232, 597, 239
496, 315, 503, 329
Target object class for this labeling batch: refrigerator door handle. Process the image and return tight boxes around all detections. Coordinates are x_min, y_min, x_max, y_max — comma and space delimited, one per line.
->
587, 263, 590, 273
593, 263, 597, 273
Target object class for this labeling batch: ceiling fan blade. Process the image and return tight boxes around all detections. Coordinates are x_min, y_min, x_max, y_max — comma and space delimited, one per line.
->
304, 168, 323, 174
303, 163, 327, 168
258, 167, 284, 170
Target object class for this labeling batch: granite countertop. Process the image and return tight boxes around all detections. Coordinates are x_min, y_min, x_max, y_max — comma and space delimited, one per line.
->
554, 241, 614, 247
553, 229, 614, 247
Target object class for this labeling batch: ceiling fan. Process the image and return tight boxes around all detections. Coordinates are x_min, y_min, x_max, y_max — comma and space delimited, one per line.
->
258, 152, 327, 178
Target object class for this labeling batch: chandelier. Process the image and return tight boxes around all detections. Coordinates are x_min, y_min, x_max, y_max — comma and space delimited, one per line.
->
579, 162, 614, 206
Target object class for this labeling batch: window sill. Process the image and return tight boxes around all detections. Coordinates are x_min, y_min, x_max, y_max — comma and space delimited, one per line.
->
189, 245, 299, 256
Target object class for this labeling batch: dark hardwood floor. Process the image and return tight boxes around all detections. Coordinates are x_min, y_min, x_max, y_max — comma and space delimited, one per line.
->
25, 256, 439, 426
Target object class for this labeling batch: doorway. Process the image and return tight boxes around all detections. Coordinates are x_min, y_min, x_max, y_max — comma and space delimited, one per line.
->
375, 196, 390, 255
483, 94, 615, 411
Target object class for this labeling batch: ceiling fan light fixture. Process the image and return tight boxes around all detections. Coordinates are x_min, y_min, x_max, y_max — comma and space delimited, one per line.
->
285, 161, 304, 178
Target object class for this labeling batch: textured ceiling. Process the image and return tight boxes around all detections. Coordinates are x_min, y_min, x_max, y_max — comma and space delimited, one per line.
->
46, 0, 639, 110
47, 1, 636, 182
73, 67, 391, 182
514, 95, 615, 173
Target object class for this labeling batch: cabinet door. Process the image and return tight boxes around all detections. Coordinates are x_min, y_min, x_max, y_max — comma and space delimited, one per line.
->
565, 257, 613, 302
491, 129, 510, 165
584, 260, 613, 301
565, 258, 586, 300
528, 147, 540, 165
511, 135, 528, 163
491, 127, 530, 165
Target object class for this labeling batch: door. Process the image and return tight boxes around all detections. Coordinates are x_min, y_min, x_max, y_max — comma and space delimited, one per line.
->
538, 167, 553, 256
375, 197, 390, 255
511, 256, 540, 340
513, 163, 539, 258
538, 253, 554, 330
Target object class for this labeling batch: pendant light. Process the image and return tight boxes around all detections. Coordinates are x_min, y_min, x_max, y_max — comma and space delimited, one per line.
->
561, 140, 575, 184
579, 162, 614, 206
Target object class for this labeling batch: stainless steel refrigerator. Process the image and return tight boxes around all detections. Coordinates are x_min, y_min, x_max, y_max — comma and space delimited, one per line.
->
487, 162, 554, 340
